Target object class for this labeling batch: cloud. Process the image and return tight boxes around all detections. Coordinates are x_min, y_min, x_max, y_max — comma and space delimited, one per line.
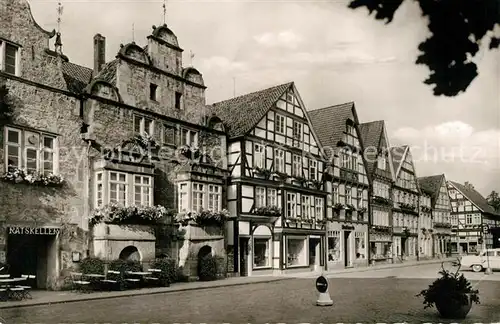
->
253, 30, 303, 49
392, 120, 500, 176
277, 50, 397, 67
198, 56, 248, 74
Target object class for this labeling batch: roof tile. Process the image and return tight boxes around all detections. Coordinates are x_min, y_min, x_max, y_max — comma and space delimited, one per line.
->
450, 181, 499, 216
61, 61, 93, 93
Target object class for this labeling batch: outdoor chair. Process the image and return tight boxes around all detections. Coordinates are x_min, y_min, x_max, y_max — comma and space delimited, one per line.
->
8, 287, 25, 300
18, 275, 34, 299
70, 272, 91, 293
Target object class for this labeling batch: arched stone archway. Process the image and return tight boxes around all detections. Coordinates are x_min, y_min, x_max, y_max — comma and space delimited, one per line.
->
197, 245, 213, 277
119, 246, 141, 261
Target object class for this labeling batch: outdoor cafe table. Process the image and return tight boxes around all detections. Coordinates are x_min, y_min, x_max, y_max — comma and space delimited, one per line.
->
125, 271, 152, 276
0, 278, 27, 285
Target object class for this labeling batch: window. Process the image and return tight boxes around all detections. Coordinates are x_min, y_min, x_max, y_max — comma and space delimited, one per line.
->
345, 188, 352, 205
179, 183, 188, 212
328, 231, 341, 262
466, 214, 472, 224
332, 185, 339, 203
192, 183, 205, 212
473, 214, 481, 224
4, 127, 57, 175
309, 160, 317, 180
267, 188, 277, 207
287, 237, 306, 266
255, 187, 266, 208
0, 41, 19, 75
274, 149, 285, 173
162, 124, 176, 145
377, 156, 386, 170
149, 83, 158, 101
254, 143, 265, 169
181, 128, 198, 147
315, 197, 323, 220
109, 172, 128, 206
133, 115, 154, 136
287, 193, 297, 218
357, 191, 363, 209
355, 232, 366, 259
346, 124, 355, 135
302, 196, 311, 219
292, 155, 301, 177
95, 172, 103, 207
175, 92, 182, 109
208, 185, 221, 212
275, 114, 285, 135
253, 238, 270, 268
292, 121, 302, 147
134, 175, 152, 206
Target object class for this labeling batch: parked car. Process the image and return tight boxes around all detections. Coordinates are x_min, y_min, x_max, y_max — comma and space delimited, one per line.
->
460, 248, 500, 272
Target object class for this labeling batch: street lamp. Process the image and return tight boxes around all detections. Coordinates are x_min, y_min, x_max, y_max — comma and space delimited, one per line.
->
482, 224, 492, 275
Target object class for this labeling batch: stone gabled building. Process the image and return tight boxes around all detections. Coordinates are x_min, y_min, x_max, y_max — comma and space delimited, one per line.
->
309, 102, 370, 269
390, 145, 420, 261
448, 181, 500, 254
418, 174, 452, 258
0, 0, 228, 288
212, 82, 329, 276
359, 120, 395, 265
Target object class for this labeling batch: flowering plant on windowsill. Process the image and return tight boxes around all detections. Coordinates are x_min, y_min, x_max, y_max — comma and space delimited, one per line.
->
1, 167, 64, 187
132, 133, 160, 149
253, 167, 272, 178
358, 207, 367, 214
89, 202, 172, 226
253, 206, 281, 216
346, 204, 357, 211
179, 145, 201, 160
177, 209, 230, 227
333, 203, 345, 210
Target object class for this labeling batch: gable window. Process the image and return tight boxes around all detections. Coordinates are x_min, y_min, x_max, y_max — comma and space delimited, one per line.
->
346, 124, 355, 136
208, 184, 221, 212
0, 41, 19, 75
181, 128, 198, 147
274, 149, 285, 173
109, 172, 128, 206
149, 83, 158, 101
134, 115, 154, 136
345, 188, 352, 205
192, 183, 205, 212
292, 121, 302, 147
175, 92, 182, 109
309, 160, 317, 181
134, 175, 152, 206
315, 197, 323, 220
255, 187, 266, 208
268, 188, 277, 207
162, 124, 176, 146
178, 183, 188, 212
254, 143, 265, 169
4, 127, 57, 175
286, 193, 297, 218
292, 155, 302, 177
275, 114, 285, 135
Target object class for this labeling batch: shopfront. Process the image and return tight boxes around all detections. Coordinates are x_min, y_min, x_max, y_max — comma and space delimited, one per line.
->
327, 222, 368, 269
5, 226, 60, 289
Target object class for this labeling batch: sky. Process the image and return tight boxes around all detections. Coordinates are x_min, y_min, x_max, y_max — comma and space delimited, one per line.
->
29, 0, 500, 196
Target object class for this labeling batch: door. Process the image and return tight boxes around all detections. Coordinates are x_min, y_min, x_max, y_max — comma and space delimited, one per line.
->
7, 234, 39, 283
401, 237, 407, 258
309, 238, 320, 270
344, 231, 351, 267
239, 238, 248, 277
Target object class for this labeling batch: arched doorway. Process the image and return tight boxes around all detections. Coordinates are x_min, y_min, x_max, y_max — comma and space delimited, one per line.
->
119, 246, 141, 261
197, 245, 213, 277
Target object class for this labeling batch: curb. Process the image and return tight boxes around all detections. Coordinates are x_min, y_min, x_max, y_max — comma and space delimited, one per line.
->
0, 277, 291, 309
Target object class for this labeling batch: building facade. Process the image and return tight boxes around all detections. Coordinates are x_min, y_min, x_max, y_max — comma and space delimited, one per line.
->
309, 103, 370, 269
390, 146, 420, 261
448, 181, 499, 254
359, 121, 394, 265
212, 83, 328, 276
0, 0, 228, 288
417, 188, 433, 259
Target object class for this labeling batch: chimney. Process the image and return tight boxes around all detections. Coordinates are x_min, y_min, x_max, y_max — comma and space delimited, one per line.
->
464, 181, 474, 190
93, 34, 106, 76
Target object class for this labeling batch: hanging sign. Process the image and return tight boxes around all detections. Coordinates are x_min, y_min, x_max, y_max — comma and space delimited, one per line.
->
8, 227, 60, 235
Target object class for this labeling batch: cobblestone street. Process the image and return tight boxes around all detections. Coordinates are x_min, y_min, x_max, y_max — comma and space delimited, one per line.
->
2, 264, 500, 323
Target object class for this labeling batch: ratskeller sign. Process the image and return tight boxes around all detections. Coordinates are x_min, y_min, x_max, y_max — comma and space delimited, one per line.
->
8, 227, 60, 235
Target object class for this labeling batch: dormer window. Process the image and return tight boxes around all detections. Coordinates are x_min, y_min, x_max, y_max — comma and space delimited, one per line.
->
0, 41, 19, 76
149, 83, 158, 101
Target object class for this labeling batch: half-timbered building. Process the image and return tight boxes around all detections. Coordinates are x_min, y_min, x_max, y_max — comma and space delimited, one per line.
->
309, 103, 370, 269
390, 146, 420, 261
418, 174, 452, 258
212, 82, 328, 276
359, 120, 395, 265
448, 181, 499, 254
417, 182, 434, 259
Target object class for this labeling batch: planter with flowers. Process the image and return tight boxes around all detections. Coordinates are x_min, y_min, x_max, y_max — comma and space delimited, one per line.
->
179, 145, 201, 160
89, 203, 170, 226
252, 206, 281, 217
416, 259, 479, 319
253, 167, 272, 179
1, 167, 64, 187
131, 133, 160, 150
176, 209, 230, 228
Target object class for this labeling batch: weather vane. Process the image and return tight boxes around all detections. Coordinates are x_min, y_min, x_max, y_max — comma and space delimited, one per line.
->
163, 0, 167, 24
132, 23, 135, 42
56, 2, 63, 33
190, 50, 195, 67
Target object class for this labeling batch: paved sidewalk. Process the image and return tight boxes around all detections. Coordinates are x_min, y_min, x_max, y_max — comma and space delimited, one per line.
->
0, 257, 456, 309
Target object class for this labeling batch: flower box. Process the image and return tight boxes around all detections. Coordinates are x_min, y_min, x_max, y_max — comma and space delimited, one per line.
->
252, 206, 281, 217
1, 167, 64, 187
176, 209, 230, 227
89, 203, 171, 226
